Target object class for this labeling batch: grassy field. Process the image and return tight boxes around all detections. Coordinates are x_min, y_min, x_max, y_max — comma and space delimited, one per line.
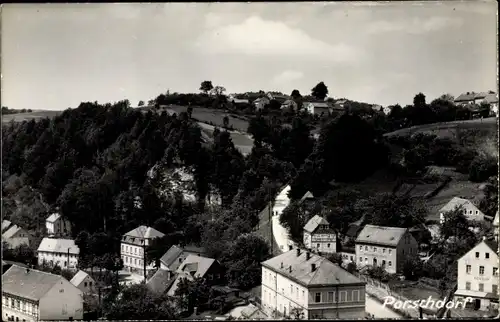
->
1, 110, 62, 123
384, 117, 498, 139
198, 122, 254, 156
164, 106, 250, 132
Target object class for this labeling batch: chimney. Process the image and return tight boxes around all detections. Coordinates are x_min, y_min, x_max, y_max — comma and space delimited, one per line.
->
281, 262, 284, 269
26, 267, 30, 274
311, 264, 316, 272
306, 252, 311, 260
288, 245, 293, 251
296, 248, 301, 257
289, 265, 292, 273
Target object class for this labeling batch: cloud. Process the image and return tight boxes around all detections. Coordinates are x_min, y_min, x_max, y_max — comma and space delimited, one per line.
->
367, 16, 463, 34
193, 16, 361, 62
272, 70, 304, 85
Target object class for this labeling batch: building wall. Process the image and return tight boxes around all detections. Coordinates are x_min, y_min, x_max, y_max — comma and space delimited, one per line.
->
4, 236, 30, 249
455, 242, 499, 311
355, 244, 398, 274
38, 251, 79, 270
2, 295, 40, 322
439, 202, 485, 224
76, 275, 96, 294
395, 233, 419, 272
39, 278, 83, 320
121, 241, 156, 273
310, 233, 337, 253
46, 219, 71, 237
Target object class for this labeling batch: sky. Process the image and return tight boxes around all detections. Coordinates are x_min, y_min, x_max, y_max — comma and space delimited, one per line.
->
1, 1, 497, 110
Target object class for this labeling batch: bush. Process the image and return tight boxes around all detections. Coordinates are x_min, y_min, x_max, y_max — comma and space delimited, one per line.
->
469, 155, 498, 182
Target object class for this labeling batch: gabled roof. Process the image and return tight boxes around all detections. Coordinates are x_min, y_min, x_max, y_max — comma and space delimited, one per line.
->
303, 215, 330, 234
2, 220, 13, 233
461, 238, 498, 261
70, 270, 91, 287
46, 213, 61, 223
37, 238, 80, 255
305, 102, 330, 108
146, 268, 175, 294
473, 92, 489, 100
2, 225, 26, 240
2, 265, 66, 301
299, 191, 314, 203
493, 210, 499, 226
160, 245, 184, 267
176, 254, 216, 278
355, 225, 408, 247
261, 249, 363, 287
439, 197, 480, 214
124, 225, 165, 239
484, 93, 499, 104
455, 93, 476, 102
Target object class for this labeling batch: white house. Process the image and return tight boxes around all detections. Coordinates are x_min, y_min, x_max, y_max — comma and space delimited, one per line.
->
355, 225, 418, 274
253, 97, 270, 110
37, 238, 80, 270
454, 238, 499, 311
70, 270, 96, 294
493, 211, 499, 242
45, 213, 71, 237
281, 99, 298, 111
303, 215, 337, 254
2, 224, 30, 249
2, 265, 83, 322
439, 197, 490, 224
261, 248, 366, 319
121, 225, 165, 277
303, 102, 331, 116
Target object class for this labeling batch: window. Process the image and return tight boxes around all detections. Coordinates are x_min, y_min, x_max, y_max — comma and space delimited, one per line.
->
475, 210, 478, 214
327, 243, 330, 248
466, 282, 471, 290
402, 249, 405, 255
485, 253, 490, 259
383, 248, 386, 253
121, 245, 124, 251
382, 260, 386, 266
388, 249, 392, 255
340, 291, 347, 302
493, 285, 498, 295
359, 245, 363, 250
494, 268, 499, 276
469, 210, 472, 214
466, 265, 471, 274
359, 257, 362, 262
365, 257, 368, 263
302, 290, 305, 299
134, 259, 137, 265
315, 293, 321, 303
374, 247, 377, 252
327, 292, 334, 302
282, 288, 284, 295
476, 252, 479, 258
296, 287, 298, 299
388, 261, 392, 267
89, 282, 93, 287
352, 290, 360, 301
84, 282, 87, 287
290, 285, 293, 294
479, 266, 485, 275
317, 243, 320, 249
479, 283, 484, 292
365, 246, 368, 251
59, 289, 64, 293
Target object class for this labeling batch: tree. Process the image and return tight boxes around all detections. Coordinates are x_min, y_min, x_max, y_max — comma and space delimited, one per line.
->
346, 262, 357, 273
311, 82, 328, 100
291, 89, 302, 100
174, 276, 210, 312
200, 81, 214, 95
290, 307, 305, 320
402, 252, 423, 280
362, 193, 427, 228
439, 206, 475, 241
138, 100, 145, 107
211, 86, 226, 97
326, 253, 343, 267
187, 106, 193, 119
223, 116, 229, 128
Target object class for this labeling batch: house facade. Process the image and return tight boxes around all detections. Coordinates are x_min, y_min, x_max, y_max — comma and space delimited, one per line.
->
121, 226, 165, 276
303, 102, 331, 116
70, 270, 96, 294
454, 238, 499, 311
493, 211, 499, 242
2, 265, 83, 322
355, 225, 418, 274
45, 213, 71, 237
439, 197, 489, 224
303, 215, 337, 254
253, 97, 270, 110
2, 224, 30, 249
261, 248, 366, 319
37, 238, 80, 270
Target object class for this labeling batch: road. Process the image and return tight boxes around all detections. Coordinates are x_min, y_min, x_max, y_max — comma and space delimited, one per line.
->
366, 295, 403, 319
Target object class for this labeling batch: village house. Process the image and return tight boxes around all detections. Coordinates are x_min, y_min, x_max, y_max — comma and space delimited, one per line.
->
303, 101, 331, 116
2, 224, 31, 249
159, 244, 207, 272
355, 225, 418, 274
303, 215, 337, 254
439, 197, 491, 224
121, 225, 165, 277
2, 265, 83, 322
266, 92, 290, 103
493, 211, 499, 242
253, 97, 270, 110
70, 270, 96, 294
37, 238, 80, 270
146, 268, 176, 294
45, 213, 71, 237
261, 247, 366, 319
2, 219, 13, 233
454, 237, 499, 311
281, 99, 298, 111
166, 254, 224, 296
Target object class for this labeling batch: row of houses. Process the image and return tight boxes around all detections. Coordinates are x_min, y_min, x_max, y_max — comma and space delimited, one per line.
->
454, 91, 499, 114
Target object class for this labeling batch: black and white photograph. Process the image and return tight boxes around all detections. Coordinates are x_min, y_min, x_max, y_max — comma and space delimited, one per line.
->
1, 1, 498, 321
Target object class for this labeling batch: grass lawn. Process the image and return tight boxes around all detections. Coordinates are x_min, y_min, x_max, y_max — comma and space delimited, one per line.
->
1, 110, 62, 123
396, 285, 441, 302
165, 106, 250, 132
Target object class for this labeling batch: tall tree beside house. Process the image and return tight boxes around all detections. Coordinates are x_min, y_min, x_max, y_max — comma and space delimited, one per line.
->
311, 82, 329, 100
199, 81, 214, 95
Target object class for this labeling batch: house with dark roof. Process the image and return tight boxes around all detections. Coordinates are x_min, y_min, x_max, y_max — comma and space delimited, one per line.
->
261, 248, 366, 319
120, 225, 165, 277
303, 215, 337, 254
146, 268, 176, 294
2, 265, 83, 322
70, 270, 96, 294
159, 244, 207, 272
2, 224, 31, 249
166, 254, 224, 296
454, 237, 499, 311
355, 225, 418, 274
